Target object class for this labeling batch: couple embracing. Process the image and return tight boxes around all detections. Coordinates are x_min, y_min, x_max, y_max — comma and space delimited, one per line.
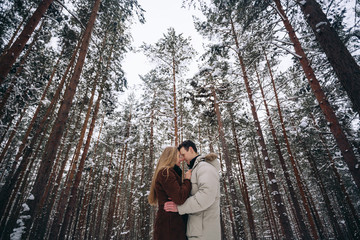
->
148, 140, 221, 240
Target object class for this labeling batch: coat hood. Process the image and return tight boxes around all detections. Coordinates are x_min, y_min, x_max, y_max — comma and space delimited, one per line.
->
203, 153, 218, 162
194, 153, 220, 171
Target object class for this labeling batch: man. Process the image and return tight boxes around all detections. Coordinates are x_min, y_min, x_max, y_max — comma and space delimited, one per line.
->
164, 140, 221, 240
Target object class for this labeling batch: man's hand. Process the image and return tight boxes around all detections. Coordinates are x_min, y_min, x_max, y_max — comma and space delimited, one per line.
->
184, 169, 192, 180
164, 201, 178, 212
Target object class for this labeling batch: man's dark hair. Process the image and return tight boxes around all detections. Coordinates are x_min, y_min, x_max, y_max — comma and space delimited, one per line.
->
178, 140, 197, 153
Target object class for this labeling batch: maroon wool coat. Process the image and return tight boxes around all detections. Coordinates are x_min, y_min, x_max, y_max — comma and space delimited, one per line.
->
153, 167, 191, 240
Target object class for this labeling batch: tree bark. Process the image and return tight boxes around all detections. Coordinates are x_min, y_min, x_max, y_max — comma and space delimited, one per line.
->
229, 16, 293, 239
296, 0, 360, 115
0, 19, 45, 117
59, 83, 103, 239
219, 155, 238, 239
22, 0, 101, 237
255, 66, 316, 239
0, 0, 54, 84
273, 0, 359, 189
228, 105, 257, 240
172, 56, 178, 146
210, 83, 245, 239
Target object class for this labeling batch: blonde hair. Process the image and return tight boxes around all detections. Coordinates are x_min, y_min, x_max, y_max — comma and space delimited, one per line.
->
148, 146, 178, 206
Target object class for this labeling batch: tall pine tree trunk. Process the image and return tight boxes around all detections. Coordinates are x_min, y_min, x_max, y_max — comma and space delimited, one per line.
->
172, 56, 178, 146
59, 83, 104, 239
228, 105, 256, 240
22, 0, 101, 237
255, 67, 316, 239
229, 17, 293, 239
273, 0, 359, 189
296, 0, 360, 114
210, 84, 246, 239
0, 0, 54, 84
0, 19, 45, 118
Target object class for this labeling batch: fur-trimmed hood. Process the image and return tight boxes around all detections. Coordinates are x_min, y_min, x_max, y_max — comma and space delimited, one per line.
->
194, 153, 220, 171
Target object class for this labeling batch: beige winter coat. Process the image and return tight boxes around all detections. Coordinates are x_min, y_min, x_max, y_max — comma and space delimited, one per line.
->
177, 153, 221, 240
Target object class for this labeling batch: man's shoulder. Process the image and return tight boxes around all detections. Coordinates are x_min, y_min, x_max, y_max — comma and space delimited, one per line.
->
196, 160, 218, 172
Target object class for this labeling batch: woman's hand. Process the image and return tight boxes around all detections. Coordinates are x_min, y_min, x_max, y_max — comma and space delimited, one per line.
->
184, 169, 192, 180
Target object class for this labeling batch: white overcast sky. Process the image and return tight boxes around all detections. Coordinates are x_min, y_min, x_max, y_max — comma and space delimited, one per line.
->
122, 0, 207, 90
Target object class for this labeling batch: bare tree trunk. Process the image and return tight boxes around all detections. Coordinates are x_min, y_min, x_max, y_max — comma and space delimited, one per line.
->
76, 115, 104, 240
59, 82, 104, 239
0, 0, 55, 84
124, 155, 138, 238
172, 56, 178, 146
94, 147, 115, 238
21, 0, 101, 236
273, 0, 359, 189
228, 105, 257, 239
210, 84, 245, 239
229, 17, 293, 239
0, 19, 45, 117
252, 150, 276, 240
114, 111, 132, 222
255, 67, 315, 239
296, 0, 360, 114
219, 153, 238, 239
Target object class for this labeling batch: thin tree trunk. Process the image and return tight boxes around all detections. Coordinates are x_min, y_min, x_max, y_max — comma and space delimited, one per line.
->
210, 83, 245, 239
273, 0, 359, 189
172, 56, 178, 146
114, 111, 132, 221
219, 153, 238, 239
94, 147, 115, 238
124, 155, 138, 238
105, 150, 122, 239
59, 83, 104, 239
76, 115, 104, 240
228, 105, 257, 240
229, 17, 293, 238
255, 67, 315, 239
252, 150, 276, 240
22, 0, 101, 236
0, 37, 80, 214
0, 0, 55, 84
0, 19, 45, 117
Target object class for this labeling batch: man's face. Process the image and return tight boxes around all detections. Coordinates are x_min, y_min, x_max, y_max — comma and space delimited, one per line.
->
178, 147, 192, 164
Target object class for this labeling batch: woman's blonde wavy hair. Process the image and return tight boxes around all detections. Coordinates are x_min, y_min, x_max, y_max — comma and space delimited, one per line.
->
148, 146, 178, 206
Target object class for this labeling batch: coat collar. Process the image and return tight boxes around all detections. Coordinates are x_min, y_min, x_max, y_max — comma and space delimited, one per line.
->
192, 153, 219, 171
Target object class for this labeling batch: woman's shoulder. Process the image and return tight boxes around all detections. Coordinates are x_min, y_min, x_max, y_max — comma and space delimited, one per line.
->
157, 167, 176, 179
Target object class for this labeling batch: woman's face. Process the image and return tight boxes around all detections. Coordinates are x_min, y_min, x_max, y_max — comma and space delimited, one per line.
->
175, 152, 181, 166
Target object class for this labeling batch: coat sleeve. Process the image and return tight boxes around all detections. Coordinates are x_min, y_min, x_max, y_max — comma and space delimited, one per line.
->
177, 162, 219, 215
159, 168, 191, 205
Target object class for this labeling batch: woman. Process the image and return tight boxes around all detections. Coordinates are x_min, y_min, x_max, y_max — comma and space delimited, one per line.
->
148, 146, 192, 240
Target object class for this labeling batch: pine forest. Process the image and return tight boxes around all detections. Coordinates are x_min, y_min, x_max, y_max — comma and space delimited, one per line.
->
0, 0, 359, 239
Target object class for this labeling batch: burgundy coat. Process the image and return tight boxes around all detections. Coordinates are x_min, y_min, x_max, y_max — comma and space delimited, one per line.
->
153, 167, 191, 240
